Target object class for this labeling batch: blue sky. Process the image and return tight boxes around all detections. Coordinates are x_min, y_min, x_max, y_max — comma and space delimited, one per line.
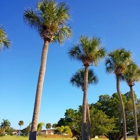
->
0, 0, 140, 130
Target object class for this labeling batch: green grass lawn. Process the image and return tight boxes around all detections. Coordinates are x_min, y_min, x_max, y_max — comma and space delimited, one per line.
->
0, 136, 73, 140
0, 135, 139, 140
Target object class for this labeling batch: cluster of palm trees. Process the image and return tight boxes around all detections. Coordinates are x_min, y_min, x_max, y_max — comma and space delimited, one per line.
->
1, 0, 140, 140
106, 49, 140, 140
69, 40, 140, 140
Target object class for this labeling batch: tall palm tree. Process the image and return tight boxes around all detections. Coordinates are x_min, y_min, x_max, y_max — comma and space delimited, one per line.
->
70, 68, 98, 140
105, 48, 132, 140
123, 63, 140, 140
18, 120, 24, 136
0, 26, 10, 49
24, 0, 72, 140
68, 36, 105, 140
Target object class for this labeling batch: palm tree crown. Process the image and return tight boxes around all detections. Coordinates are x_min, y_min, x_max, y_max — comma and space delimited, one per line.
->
68, 36, 106, 66
0, 26, 10, 49
18, 120, 24, 126
123, 62, 140, 86
105, 48, 132, 75
70, 69, 98, 89
24, 0, 72, 43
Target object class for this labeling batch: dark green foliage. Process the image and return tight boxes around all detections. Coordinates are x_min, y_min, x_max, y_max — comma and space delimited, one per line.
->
46, 123, 51, 129
0, 119, 11, 130
57, 105, 115, 139
22, 126, 31, 136
5, 127, 15, 135
93, 92, 140, 140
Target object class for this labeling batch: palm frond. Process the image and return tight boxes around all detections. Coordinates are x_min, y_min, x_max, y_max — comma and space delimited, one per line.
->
54, 25, 72, 44
24, 9, 41, 29
105, 58, 114, 73
91, 47, 106, 66
68, 45, 82, 60
0, 26, 10, 48
88, 69, 98, 84
70, 68, 98, 89
56, 2, 70, 23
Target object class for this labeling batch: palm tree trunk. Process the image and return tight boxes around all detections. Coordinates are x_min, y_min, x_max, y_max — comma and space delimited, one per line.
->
130, 86, 138, 140
116, 75, 127, 140
19, 126, 21, 136
82, 65, 89, 140
86, 100, 91, 140
29, 40, 49, 140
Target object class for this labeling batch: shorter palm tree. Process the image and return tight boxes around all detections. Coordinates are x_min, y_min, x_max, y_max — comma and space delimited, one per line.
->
70, 68, 98, 139
37, 122, 45, 135
52, 123, 57, 129
55, 126, 72, 140
46, 123, 51, 130
123, 62, 140, 140
0, 26, 10, 49
1, 119, 11, 132
18, 120, 24, 136
70, 69, 98, 90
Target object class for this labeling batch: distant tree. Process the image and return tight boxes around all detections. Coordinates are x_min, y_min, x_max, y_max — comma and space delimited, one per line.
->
57, 108, 82, 139
46, 123, 51, 130
1, 119, 11, 133
18, 120, 24, 136
0, 26, 10, 49
94, 92, 138, 140
55, 126, 72, 140
22, 125, 31, 136
105, 48, 132, 140
68, 36, 106, 140
5, 127, 15, 135
22, 123, 31, 136
52, 123, 57, 129
0, 128, 4, 137
57, 106, 115, 140
37, 122, 45, 135
24, 0, 72, 139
